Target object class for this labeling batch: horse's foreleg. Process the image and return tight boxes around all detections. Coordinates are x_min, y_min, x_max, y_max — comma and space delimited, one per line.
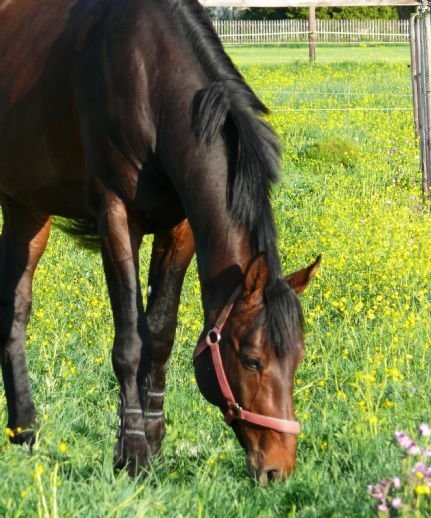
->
98, 192, 151, 475
0, 200, 51, 445
145, 219, 194, 454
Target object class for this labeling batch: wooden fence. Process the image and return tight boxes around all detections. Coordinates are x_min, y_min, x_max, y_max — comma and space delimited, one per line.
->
410, 7, 431, 197
213, 18, 410, 43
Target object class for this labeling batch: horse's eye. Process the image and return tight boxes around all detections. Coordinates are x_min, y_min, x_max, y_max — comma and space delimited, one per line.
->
241, 356, 263, 372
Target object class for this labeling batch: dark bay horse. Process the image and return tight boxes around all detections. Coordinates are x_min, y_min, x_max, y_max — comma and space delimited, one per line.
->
0, 0, 319, 483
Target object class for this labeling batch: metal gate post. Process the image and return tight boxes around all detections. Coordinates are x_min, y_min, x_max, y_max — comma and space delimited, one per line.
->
423, 9, 431, 195
410, 13, 420, 138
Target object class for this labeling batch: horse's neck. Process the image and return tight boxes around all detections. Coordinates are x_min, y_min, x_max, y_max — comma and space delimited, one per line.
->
192, 223, 250, 325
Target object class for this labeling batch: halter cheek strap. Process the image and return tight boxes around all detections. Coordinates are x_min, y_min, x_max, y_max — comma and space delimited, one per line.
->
193, 287, 300, 435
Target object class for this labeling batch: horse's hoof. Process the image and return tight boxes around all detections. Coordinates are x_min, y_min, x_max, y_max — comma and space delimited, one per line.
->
7, 427, 35, 447
114, 435, 151, 477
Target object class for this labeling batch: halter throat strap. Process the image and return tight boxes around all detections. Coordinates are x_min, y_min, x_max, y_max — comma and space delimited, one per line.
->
193, 286, 300, 435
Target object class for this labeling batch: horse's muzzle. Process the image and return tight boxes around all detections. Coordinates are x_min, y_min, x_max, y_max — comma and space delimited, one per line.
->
247, 449, 296, 485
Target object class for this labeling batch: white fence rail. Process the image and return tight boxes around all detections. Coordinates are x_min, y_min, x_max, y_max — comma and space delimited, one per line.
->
213, 18, 410, 43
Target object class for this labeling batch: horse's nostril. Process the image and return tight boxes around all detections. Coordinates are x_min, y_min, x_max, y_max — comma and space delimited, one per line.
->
267, 468, 281, 482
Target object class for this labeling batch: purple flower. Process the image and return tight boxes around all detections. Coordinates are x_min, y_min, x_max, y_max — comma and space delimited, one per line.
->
377, 503, 388, 513
368, 485, 383, 500
412, 461, 427, 475
395, 431, 415, 450
407, 445, 421, 456
391, 497, 402, 509
392, 477, 401, 489
419, 423, 431, 437
367, 484, 377, 495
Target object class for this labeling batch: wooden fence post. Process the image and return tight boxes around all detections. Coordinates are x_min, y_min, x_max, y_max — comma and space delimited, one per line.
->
308, 7, 317, 63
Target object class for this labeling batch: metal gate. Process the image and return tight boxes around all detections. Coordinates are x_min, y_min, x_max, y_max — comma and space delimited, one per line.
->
410, 1, 431, 197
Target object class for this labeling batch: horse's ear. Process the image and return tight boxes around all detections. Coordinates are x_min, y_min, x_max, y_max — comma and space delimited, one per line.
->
285, 255, 321, 294
243, 253, 269, 301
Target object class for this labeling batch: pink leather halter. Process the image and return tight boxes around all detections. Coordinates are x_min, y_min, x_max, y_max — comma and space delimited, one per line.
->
193, 287, 300, 435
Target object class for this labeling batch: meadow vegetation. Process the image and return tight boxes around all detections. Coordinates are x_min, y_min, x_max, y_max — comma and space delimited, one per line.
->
226, 44, 411, 65
1, 47, 430, 516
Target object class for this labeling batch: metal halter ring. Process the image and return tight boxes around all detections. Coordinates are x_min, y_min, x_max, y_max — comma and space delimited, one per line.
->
206, 329, 221, 346
228, 402, 242, 418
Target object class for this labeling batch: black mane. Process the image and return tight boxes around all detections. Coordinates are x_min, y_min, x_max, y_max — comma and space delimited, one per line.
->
168, 0, 282, 284
168, 0, 304, 353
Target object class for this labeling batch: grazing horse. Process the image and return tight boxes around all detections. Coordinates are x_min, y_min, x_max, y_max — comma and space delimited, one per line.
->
0, 0, 319, 482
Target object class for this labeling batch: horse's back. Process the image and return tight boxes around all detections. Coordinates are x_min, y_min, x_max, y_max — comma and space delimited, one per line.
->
0, 0, 165, 217
0, 1, 93, 213
1, 1, 71, 107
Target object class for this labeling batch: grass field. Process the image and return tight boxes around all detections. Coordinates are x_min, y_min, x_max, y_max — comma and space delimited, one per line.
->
1, 46, 431, 516
226, 44, 411, 65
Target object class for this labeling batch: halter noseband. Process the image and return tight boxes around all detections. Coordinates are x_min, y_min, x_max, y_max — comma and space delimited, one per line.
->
193, 287, 300, 435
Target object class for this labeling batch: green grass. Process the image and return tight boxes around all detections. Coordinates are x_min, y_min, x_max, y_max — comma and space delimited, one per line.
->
227, 44, 411, 65
1, 54, 430, 516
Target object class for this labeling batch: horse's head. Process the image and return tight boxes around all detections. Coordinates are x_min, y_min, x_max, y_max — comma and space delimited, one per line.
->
194, 254, 320, 484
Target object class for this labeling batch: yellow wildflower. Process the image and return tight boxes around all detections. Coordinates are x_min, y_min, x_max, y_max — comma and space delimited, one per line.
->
415, 483, 431, 495
59, 442, 68, 454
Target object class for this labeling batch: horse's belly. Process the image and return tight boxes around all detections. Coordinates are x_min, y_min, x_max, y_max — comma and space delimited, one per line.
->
0, 100, 87, 216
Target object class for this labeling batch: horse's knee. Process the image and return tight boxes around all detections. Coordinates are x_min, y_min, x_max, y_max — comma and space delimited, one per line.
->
112, 345, 141, 373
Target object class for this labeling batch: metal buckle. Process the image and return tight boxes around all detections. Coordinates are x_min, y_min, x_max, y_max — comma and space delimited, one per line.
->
206, 328, 221, 346
228, 402, 242, 419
